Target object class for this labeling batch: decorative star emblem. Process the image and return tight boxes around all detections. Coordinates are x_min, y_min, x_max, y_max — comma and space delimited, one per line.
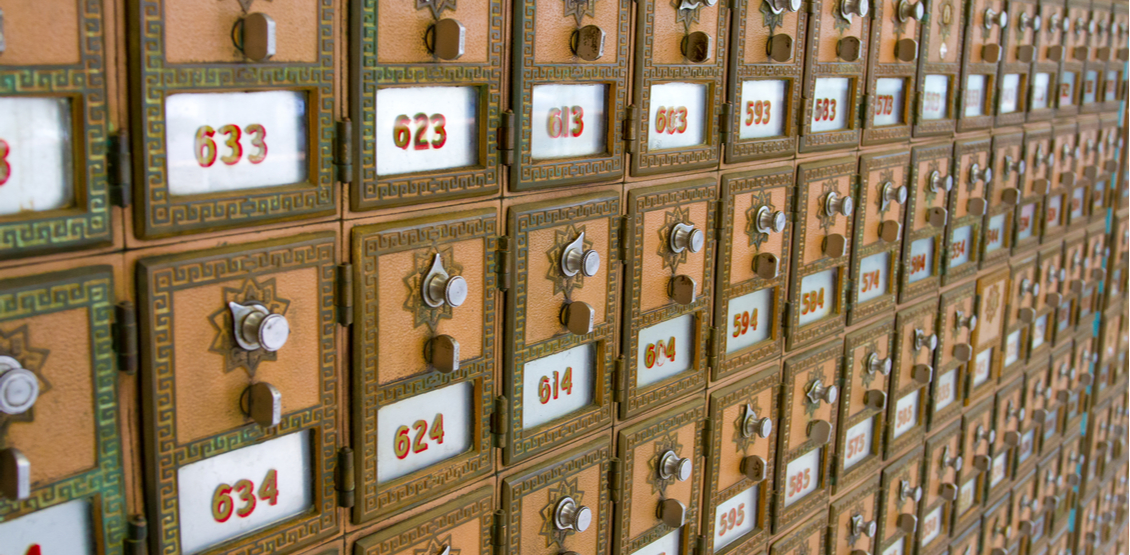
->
0, 326, 51, 441
417, 0, 458, 18
938, 0, 955, 42
924, 161, 941, 205
832, 0, 853, 34
745, 191, 777, 251
816, 179, 840, 234
876, 169, 897, 216
208, 277, 290, 377
235, 0, 269, 13
795, 539, 812, 555
659, 206, 693, 273
673, 0, 703, 30
859, 341, 879, 388
986, 284, 1002, 325
646, 431, 685, 495
539, 478, 584, 549
546, 225, 593, 299
891, 0, 909, 35
846, 502, 867, 546
563, 0, 598, 25
415, 535, 460, 555
760, 0, 785, 32
733, 397, 764, 453
403, 246, 463, 331
803, 368, 826, 420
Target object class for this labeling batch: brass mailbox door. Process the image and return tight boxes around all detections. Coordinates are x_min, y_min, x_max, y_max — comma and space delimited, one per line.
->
1062, 231, 1087, 328
920, 420, 963, 555
955, 398, 995, 533
349, 0, 503, 209
787, 157, 857, 350
1072, 118, 1101, 228
996, 0, 1039, 125
1056, 0, 1090, 116
829, 476, 882, 555
888, 299, 936, 457
912, 0, 964, 137
499, 434, 612, 555
1049, 343, 1080, 435
900, 143, 952, 304
1076, 493, 1101, 554
621, 179, 715, 418
509, 0, 629, 191
723, 0, 807, 163
1096, 308, 1124, 396
348, 208, 498, 523
127, 0, 337, 239
1078, 0, 1112, 114
628, 0, 727, 176
850, 150, 910, 323
949, 520, 981, 555
987, 377, 1027, 504
1036, 450, 1068, 536
979, 496, 1012, 555
1028, 244, 1062, 361
714, 167, 793, 380
936, 284, 976, 423
982, 132, 1024, 269
957, 0, 1006, 131
1105, 210, 1129, 309
1058, 432, 1084, 500
1022, 362, 1055, 464
878, 448, 924, 555
1101, 3, 1128, 111
702, 366, 779, 555
970, 267, 1011, 399
774, 341, 842, 531
836, 321, 895, 493
1015, 126, 1053, 253
861, 0, 924, 145
1084, 220, 1108, 290
944, 137, 991, 285
613, 398, 705, 555
1001, 254, 1039, 379
136, 232, 342, 554
1042, 122, 1079, 244
0, 264, 129, 554
1029, 0, 1068, 121
502, 192, 619, 464
797, 0, 869, 152
0, 0, 116, 259
771, 516, 827, 555
1095, 114, 1121, 212
352, 485, 494, 555
1080, 398, 1111, 495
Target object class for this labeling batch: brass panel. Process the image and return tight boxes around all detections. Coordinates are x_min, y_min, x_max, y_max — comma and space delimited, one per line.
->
971, 266, 1011, 390
1020, 362, 1055, 465
770, 515, 827, 555
1028, 0, 1068, 122
887, 299, 935, 457
919, 420, 962, 555
912, 0, 964, 136
900, 143, 952, 304
948, 520, 981, 555
944, 137, 992, 285
877, 447, 923, 551
1015, 126, 1053, 253
850, 150, 909, 324
1042, 122, 1079, 244
955, 398, 994, 532
352, 485, 493, 555
860, 0, 923, 145
936, 284, 975, 424
957, 0, 1006, 131
835, 320, 894, 493
797, 0, 869, 152
1001, 254, 1038, 379
979, 495, 1013, 555
828, 476, 882, 555
1078, 0, 1112, 115
995, 0, 1039, 126
982, 132, 1024, 269
1035, 449, 1068, 537
1055, 0, 1090, 117
986, 376, 1026, 505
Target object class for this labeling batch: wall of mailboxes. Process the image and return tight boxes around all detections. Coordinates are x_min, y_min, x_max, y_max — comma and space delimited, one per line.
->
0, 0, 1127, 554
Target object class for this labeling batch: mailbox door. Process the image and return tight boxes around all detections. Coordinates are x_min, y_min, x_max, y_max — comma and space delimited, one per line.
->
1056, 0, 1090, 116
1049, 343, 1080, 435
948, 520, 981, 555
1001, 254, 1039, 379
829, 477, 882, 555
1036, 450, 1068, 536
1071, 118, 1101, 229
1096, 308, 1124, 399
1021, 362, 1055, 463
771, 516, 827, 555
878, 447, 924, 554
352, 486, 494, 555
1105, 210, 1129, 309
1078, 0, 1112, 114
944, 137, 992, 285
797, 0, 870, 152
913, 0, 964, 136
850, 150, 910, 323
920, 422, 962, 555
957, 0, 1006, 131
1032, 242, 1066, 361
836, 320, 895, 493
1074, 493, 1100, 555
1015, 126, 1053, 253
955, 398, 995, 532
1101, 3, 1128, 111
987, 377, 1027, 504
900, 143, 952, 304
971, 267, 1012, 397
980, 496, 1013, 555
1042, 122, 1079, 245
1028, 0, 1068, 121
1057, 432, 1084, 505
982, 132, 1024, 269
996, 0, 1039, 125
937, 283, 976, 420
861, 0, 924, 145
888, 299, 936, 456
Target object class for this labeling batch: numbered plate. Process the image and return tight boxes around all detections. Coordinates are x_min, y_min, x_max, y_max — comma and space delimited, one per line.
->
955, 398, 995, 531
1028, 0, 1067, 121
1004, 254, 1039, 353
1015, 126, 1052, 252
353, 485, 492, 555
1022, 363, 1056, 459
986, 377, 1026, 504
862, 0, 922, 145
851, 150, 910, 322
878, 447, 924, 551
919, 420, 962, 555
835, 320, 895, 493
828, 477, 882, 555
936, 283, 976, 414
913, 0, 963, 136
944, 137, 991, 284
995, 0, 1038, 125
957, 0, 1006, 131
888, 299, 936, 456
797, 0, 868, 151
900, 143, 953, 303
770, 515, 826, 555
982, 132, 1024, 268
1044, 122, 1079, 243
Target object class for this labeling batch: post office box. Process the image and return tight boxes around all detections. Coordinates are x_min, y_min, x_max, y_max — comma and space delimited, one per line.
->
1104, 395, 1128, 474
1074, 492, 1101, 555
900, 143, 953, 304
949, 520, 981, 555
775, 341, 842, 531
935, 285, 975, 426
995, 0, 1039, 125
713, 167, 793, 380
346, 207, 498, 523
943, 137, 992, 285
722, 0, 807, 164
986, 377, 1027, 504
1105, 210, 1129, 309
1060, 231, 1087, 327
127, 0, 337, 239
1101, 4, 1128, 111
1028, 0, 1069, 121
508, 0, 630, 191
920, 420, 963, 555
829, 476, 883, 555
0, 262, 131, 554
1045, 527, 1072, 555
912, 0, 964, 137
979, 490, 1012, 555
1070, 118, 1101, 228
1078, 0, 1113, 114
1049, 343, 1081, 435
1021, 362, 1056, 462
702, 366, 779, 555
849, 151, 909, 323
1041, 122, 1080, 244
957, 0, 1006, 131
835, 321, 894, 493
860, 0, 924, 145
888, 300, 935, 456
1058, 432, 1085, 493
954, 398, 994, 532
1014, 126, 1053, 254
1080, 398, 1111, 496
500, 192, 619, 464
1094, 308, 1124, 399
1070, 332, 1098, 399
135, 231, 342, 554
1001, 254, 1039, 378
771, 515, 828, 555
613, 397, 704, 555
1083, 219, 1108, 288
620, 179, 714, 417
982, 132, 1024, 269
1010, 469, 1045, 555
1036, 449, 1069, 537
1027, 247, 1061, 362
351, 485, 494, 555
878, 447, 924, 554
627, 0, 728, 177
0, 0, 119, 260
1095, 114, 1122, 208
786, 157, 857, 350
1056, 0, 1090, 116
795, 0, 869, 152
969, 267, 1011, 397
498, 433, 612, 555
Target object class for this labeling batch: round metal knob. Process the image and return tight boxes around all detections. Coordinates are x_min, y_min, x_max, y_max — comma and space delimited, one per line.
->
425, 272, 467, 309
975, 425, 996, 445
756, 206, 787, 234
659, 450, 693, 482
425, 334, 461, 374
929, 171, 954, 193
955, 310, 978, 331
852, 514, 878, 537
229, 302, 290, 352
866, 352, 892, 376
560, 301, 595, 336
881, 182, 909, 210
0, 357, 38, 416
670, 222, 704, 254
807, 379, 839, 405
897, 0, 925, 22
825, 191, 854, 217
1037, 145, 1055, 169
1006, 401, 1026, 423
1017, 11, 1040, 32
764, 0, 803, 14
561, 235, 600, 278
742, 404, 773, 439
864, 389, 888, 410
741, 454, 768, 482
914, 328, 938, 351
1003, 156, 1026, 178
1019, 278, 1039, 299
984, 7, 1008, 29
841, 0, 869, 21
554, 497, 592, 532
969, 163, 993, 185
900, 480, 924, 502
658, 498, 687, 527
1019, 495, 1040, 513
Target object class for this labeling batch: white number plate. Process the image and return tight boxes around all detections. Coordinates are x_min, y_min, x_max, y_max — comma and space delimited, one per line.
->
972, 349, 992, 387
990, 453, 1006, 486
522, 343, 595, 429
999, 74, 1021, 114
920, 74, 949, 120
893, 391, 920, 439
377, 381, 473, 483
0, 498, 94, 555
1059, 72, 1077, 106
858, 251, 890, 302
872, 78, 906, 126
632, 528, 682, 555
165, 91, 307, 196
963, 75, 986, 117
784, 448, 822, 506
956, 478, 976, 515
1016, 203, 1036, 241
1018, 429, 1035, 464
1081, 71, 1098, 104
177, 430, 314, 555
637, 313, 695, 387
810, 78, 851, 132
1042, 408, 1058, 439
883, 537, 906, 555
1031, 73, 1051, 110
530, 84, 607, 160
1105, 70, 1118, 101
907, 237, 935, 284
1004, 330, 1021, 366
919, 506, 943, 547
714, 485, 759, 549
1071, 187, 1085, 218
949, 225, 974, 268
1045, 196, 1063, 229
725, 288, 773, 354
797, 269, 837, 326
984, 213, 1007, 253
0, 97, 74, 215
376, 86, 478, 176
647, 82, 708, 150
1031, 315, 1047, 348
934, 369, 957, 411
843, 417, 875, 470
739, 80, 787, 139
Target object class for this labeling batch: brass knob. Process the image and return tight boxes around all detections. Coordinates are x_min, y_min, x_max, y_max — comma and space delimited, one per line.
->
423, 253, 468, 309
1018, 307, 1036, 324
914, 328, 938, 351
806, 378, 839, 405
840, 0, 870, 21
897, 0, 925, 22
668, 275, 697, 305
764, 0, 803, 14
953, 342, 974, 363
912, 364, 933, 384
669, 222, 705, 254
900, 480, 924, 502
740, 454, 768, 481
895, 38, 919, 61
766, 34, 795, 62
753, 253, 781, 279
866, 352, 892, 376
756, 206, 787, 234
1003, 155, 1026, 179
429, 18, 467, 61
1058, 362, 1076, 381
983, 7, 1008, 29
1036, 145, 1055, 170
879, 220, 902, 243
554, 497, 593, 532
881, 182, 909, 210
682, 31, 713, 63
823, 234, 848, 258
241, 382, 282, 429
808, 420, 834, 444
927, 207, 948, 228
658, 450, 693, 482
658, 498, 687, 527
742, 403, 773, 439
1018, 495, 1041, 513
1017, 12, 1040, 32
975, 425, 996, 445
229, 302, 290, 352
560, 301, 595, 335
0, 356, 39, 415
973, 454, 992, 472
955, 309, 978, 331
864, 389, 888, 410
561, 232, 600, 277
238, 12, 277, 62
852, 514, 878, 537
0, 448, 30, 501
967, 198, 988, 215
897, 513, 919, 534
994, 524, 1012, 540
929, 170, 954, 193
824, 191, 855, 217
570, 25, 606, 61
940, 483, 959, 501
837, 36, 862, 61
424, 334, 461, 374
969, 162, 993, 186
1019, 278, 1039, 298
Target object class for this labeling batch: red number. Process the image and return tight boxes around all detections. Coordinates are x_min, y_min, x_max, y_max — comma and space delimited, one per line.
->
0, 139, 10, 186
924, 91, 942, 113
1019, 214, 1030, 231
394, 426, 411, 459
218, 124, 242, 165
875, 95, 895, 116
538, 367, 575, 404
645, 337, 678, 369
949, 240, 966, 261
246, 124, 268, 164
429, 413, 445, 444
861, 270, 882, 293
655, 107, 689, 134
570, 106, 584, 137
412, 419, 429, 453
195, 126, 217, 167
212, 484, 234, 522
938, 382, 952, 401
801, 288, 826, 315
676, 107, 688, 133
392, 113, 448, 149
195, 124, 268, 165
655, 107, 668, 134
258, 469, 279, 506
732, 309, 759, 337
430, 114, 447, 148
210, 469, 279, 522
744, 100, 772, 126
987, 228, 1000, 244
412, 113, 430, 150
234, 479, 256, 518
547, 107, 583, 138
911, 254, 928, 274
24, 546, 42, 555
394, 115, 412, 149
897, 404, 915, 428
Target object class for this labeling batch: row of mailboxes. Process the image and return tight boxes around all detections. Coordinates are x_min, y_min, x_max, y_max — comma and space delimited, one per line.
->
0, 0, 1126, 262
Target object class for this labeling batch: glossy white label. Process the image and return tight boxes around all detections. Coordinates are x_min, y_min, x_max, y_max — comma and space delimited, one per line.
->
984, 213, 1006, 254
725, 288, 773, 354
1004, 330, 1021, 366
637, 313, 695, 387
921, 74, 950, 120
972, 348, 992, 387
990, 452, 1006, 486
522, 343, 595, 428
178, 430, 314, 555
872, 78, 906, 126
1031, 73, 1051, 109
1056, 302, 1070, 331
1031, 315, 1047, 348
377, 381, 473, 483
1070, 187, 1085, 218
920, 506, 944, 547
165, 91, 307, 196
783, 448, 822, 506
810, 78, 851, 132
963, 75, 986, 117
999, 74, 1021, 113
1081, 70, 1098, 104
1045, 195, 1063, 229
647, 82, 708, 150
376, 86, 478, 176
797, 269, 837, 326
530, 84, 607, 160
1016, 203, 1036, 241
935, 369, 957, 411
1059, 72, 1077, 106
1018, 429, 1035, 463
714, 485, 759, 549
883, 537, 906, 555
908, 237, 935, 283
893, 391, 920, 439
632, 528, 682, 555
0, 97, 73, 215
858, 251, 891, 302
1042, 408, 1058, 439
957, 478, 976, 515
0, 498, 94, 555
739, 79, 787, 139
1104, 70, 1118, 101
949, 225, 974, 268
843, 417, 875, 469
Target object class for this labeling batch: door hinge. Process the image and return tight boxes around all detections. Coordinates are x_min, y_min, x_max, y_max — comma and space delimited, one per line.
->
859, 93, 870, 127
701, 418, 714, 454
617, 215, 633, 262
782, 301, 792, 332
494, 236, 512, 291
719, 102, 733, 145
714, 199, 727, 231
911, 90, 920, 125
498, 110, 515, 166
108, 132, 131, 208
335, 264, 353, 327
114, 302, 138, 375
973, 293, 982, 312
492, 509, 508, 555
844, 279, 856, 313
625, 105, 640, 154
335, 120, 352, 184
124, 515, 147, 555
807, 0, 818, 13
612, 355, 627, 404
336, 447, 355, 508
609, 457, 623, 497
707, 325, 722, 371
491, 395, 509, 448
695, 534, 708, 555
